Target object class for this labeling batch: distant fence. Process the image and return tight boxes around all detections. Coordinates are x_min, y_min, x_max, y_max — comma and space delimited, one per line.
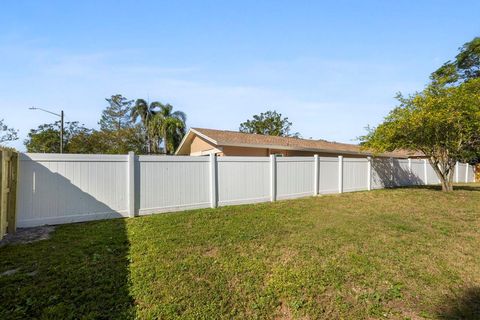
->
17, 153, 476, 228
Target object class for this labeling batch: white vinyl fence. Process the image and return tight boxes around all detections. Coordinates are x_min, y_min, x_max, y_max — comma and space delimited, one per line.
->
17, 153, 476, 227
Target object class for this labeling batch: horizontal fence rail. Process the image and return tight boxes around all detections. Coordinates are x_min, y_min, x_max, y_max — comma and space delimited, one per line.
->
17, 153, 476, 228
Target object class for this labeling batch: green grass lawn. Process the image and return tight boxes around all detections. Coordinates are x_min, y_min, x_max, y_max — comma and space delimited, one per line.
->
1, 184, 480, 319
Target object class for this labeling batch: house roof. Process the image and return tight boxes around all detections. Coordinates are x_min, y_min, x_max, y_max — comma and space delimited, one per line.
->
176, 127, 418, 158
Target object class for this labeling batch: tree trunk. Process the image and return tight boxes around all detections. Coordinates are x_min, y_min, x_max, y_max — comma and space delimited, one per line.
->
163, 129, 168, 154
429, 158, 455, 192
440, 178, 453, 192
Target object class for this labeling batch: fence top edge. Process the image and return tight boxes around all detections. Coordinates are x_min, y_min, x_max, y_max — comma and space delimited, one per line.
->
342, 158, 369, 163
217, 156, 270, 162
319, 157, 340, 162
20, 153, 128, 162
138, 156, 209, 162
276, 157, 314, 162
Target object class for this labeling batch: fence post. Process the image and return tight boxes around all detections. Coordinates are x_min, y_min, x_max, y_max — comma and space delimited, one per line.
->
210, 153, 218, 208
455, 161, 459, 183
127, 151, 135, 217
367, 156, 372, 191
313, 155, 319, 196
408, 158, 412, 183
270, 155, 277, 202
423, 159, 428, 185
338, 155, 343, 193
390, 157, 395, 187
465, 163, 469, 183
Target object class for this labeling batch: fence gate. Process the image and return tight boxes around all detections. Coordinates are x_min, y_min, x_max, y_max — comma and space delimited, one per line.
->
0, 149, 18, 240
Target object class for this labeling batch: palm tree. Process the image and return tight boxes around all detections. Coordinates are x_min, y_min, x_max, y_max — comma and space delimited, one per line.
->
130, 99, 162, 153
148, 104, 186, 154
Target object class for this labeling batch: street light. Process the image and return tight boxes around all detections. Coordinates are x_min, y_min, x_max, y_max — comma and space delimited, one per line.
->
29, 107, 65, 153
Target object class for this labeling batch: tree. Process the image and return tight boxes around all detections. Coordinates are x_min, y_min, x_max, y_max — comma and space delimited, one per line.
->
99, 94, 134, 131
147, 104, 186, 154
25, 121, 92, 153
96, 95, 147, 154
96, 126, 146, 154
25, 121, 146, 154
361, 78, 480, 192
362, 36, 480, 192
239, 110, 300, 137
431, 37, 480, 85
67, 129, 106, 154
0, 119, 18, 145
130, 99, 161, 153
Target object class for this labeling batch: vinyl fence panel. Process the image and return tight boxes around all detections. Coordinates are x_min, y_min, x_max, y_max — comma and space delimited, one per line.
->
318, 157, 339, 194
371, 158, 393, 189
393, 159, 411, 186
137, 156, 210, 215
217, 157, 270, 206
343, 158, 368, 192
410, 160, 425, 185
18, 154, 128, 227
468, 165, 475, 182
426, 163, 441, 185
276, 157, 314, 200
457, 163, 467, 183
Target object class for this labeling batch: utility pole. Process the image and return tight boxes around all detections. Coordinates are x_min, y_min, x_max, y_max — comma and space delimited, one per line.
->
60, 110, 64, 153
29, 107, 65, 153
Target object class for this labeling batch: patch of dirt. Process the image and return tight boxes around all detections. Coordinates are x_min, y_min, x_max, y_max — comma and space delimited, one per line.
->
203, 247, 219, 258
0, 226, 55, 247
279, 248, 298, 264
386, 300, 426, 320
275, 300, 293, 320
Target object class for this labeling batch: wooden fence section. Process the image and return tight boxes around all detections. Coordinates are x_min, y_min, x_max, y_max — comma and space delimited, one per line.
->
0, 149, 18, 240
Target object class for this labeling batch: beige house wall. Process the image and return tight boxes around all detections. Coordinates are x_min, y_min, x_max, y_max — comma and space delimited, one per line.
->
284, 150, 366, 158
220, 146, 365, 158
221, 146, 269, 156
190, 136, 217, 154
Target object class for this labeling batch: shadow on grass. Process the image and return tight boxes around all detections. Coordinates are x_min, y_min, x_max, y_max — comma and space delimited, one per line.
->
395, 184, 480, 192
436, 287, 480, 319
0, 219, 134, 319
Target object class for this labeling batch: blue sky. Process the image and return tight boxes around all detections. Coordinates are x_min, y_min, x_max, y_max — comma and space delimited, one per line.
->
1, 1, 479, 151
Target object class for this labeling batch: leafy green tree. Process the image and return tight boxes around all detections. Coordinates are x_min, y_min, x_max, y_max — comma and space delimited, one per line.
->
0, 119, 18, 145
25, 121, 91, 153
148, 104, 186, 154
239, 110, 300, 137
363, 37, 480, 192
95, 126, 146, 154
99, 95, 134, 131
96, 95, 147, 154
25, 121, 146, 154
431, 37, 480, 85
67, 129, 105, 153
361, 78, 480, 192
